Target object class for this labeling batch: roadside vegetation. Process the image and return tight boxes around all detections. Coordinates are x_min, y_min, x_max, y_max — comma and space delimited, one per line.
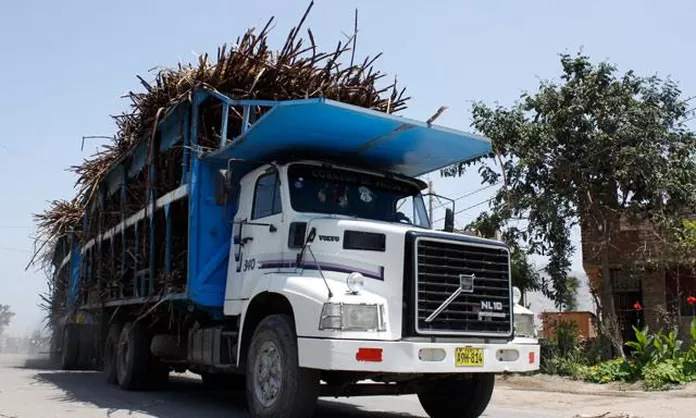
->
0, 305, 14, 337
540, 311, 696, 391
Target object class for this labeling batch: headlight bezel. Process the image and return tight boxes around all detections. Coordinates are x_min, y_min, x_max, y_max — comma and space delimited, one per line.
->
318, 302, 386, 332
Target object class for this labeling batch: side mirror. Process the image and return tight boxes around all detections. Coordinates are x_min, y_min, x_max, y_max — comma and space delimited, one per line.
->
444, 208, 455, 232
225, 169, 234, 192
215, 169, 235, 205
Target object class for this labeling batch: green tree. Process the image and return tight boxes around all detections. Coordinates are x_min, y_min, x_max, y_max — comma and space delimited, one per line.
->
0, 304, 15, 336
466, 212, 541, 294
443, 52, 696, 356
678, 219, 696, 255
510, 245, 542, 295
558, 275, 579, 312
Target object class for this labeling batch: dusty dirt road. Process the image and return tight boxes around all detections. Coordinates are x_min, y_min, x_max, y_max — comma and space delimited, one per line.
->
0, 354, 691, 417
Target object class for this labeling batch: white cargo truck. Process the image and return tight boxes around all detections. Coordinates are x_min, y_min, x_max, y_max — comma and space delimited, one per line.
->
52, 90, 539, 418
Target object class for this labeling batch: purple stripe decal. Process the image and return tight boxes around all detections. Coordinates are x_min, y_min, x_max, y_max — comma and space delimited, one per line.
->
258, 259, 384, 281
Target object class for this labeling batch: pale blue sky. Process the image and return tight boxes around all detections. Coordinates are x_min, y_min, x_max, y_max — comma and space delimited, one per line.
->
0, 0, 693, 334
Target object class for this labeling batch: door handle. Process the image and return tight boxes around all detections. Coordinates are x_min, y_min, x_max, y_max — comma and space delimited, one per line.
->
239, 221, 277, 233
242, 237, 254, 244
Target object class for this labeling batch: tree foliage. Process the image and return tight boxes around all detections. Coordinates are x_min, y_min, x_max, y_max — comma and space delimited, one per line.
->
443, 52, 696, 352
673, 219, 696, 261
558, 276, 580, 312
0, 304, 14, 336
466, 212, 541, 294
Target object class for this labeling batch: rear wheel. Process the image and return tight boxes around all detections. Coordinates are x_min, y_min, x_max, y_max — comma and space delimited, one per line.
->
103, 324, 122, 384
417, 374, 495, 418
116, 322, 152, 390
245, 314, 320, 418
77, 326, 96, 370
60, 325, 80, 370
49, 330, 60, 363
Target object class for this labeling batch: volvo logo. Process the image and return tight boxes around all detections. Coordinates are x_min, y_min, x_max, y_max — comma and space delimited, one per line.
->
424, 274, 476, 323
318, 235, 339, 242
459, 273, 474, 293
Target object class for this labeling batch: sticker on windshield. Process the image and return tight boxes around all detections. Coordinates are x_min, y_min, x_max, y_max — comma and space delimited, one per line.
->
358, 186, 375, 203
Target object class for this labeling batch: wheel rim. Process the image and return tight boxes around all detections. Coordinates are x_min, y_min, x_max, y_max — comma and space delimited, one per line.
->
252, 340, 283, 407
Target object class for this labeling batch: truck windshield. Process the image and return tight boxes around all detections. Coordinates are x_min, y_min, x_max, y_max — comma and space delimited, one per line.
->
287, 164, 430, 228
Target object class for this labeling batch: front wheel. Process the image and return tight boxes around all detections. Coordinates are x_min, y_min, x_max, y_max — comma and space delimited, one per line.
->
245, 314, 320, 418
417, 374, 495, 418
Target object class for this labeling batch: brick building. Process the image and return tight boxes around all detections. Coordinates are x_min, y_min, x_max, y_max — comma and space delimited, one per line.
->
581, 215, 696, 344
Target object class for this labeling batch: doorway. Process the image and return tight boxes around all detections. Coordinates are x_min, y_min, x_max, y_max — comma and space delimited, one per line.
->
611, 269, 644, 355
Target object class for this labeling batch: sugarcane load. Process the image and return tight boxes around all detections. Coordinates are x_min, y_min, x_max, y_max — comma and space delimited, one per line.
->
30, 4, 539, 417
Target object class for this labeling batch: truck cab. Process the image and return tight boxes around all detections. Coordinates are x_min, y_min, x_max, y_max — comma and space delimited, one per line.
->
220, 157, 539, 416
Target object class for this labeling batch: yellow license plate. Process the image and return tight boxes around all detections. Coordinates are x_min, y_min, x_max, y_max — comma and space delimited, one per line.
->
454, 347, 484, 367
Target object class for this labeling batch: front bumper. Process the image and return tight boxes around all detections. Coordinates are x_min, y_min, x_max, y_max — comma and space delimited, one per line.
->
298, 338, 540, 374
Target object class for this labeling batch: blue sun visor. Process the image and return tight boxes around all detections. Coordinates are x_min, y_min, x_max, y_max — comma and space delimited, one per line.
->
204, 97, 491, 178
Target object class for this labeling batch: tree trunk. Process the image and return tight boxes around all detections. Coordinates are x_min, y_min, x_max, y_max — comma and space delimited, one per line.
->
599, 229, 625, 358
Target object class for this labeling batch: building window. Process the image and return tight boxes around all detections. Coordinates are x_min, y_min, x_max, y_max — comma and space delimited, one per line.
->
252, 172, 281, 220
610, 269, 642, 292
679, 274, 696, 317
666, 267, 696, 317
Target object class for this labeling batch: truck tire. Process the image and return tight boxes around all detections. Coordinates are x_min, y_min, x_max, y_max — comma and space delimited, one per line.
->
103, 324, 122, 384
77, 326, 96, 370
417, 374, 495, 418
60, 325, 80, 371
116, 322, 151, 390
49, 331, 60, 363
245, 314, 320, 418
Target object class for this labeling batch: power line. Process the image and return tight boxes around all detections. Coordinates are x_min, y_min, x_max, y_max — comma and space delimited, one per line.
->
434, 197, 495, 223
431, 182, 500, 212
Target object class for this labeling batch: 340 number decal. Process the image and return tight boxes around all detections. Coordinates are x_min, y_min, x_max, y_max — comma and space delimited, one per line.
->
243, 258, 256, 271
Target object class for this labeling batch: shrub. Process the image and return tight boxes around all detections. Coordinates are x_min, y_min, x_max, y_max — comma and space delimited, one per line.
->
626, 326, 683, 368
641, 359, 689, 390
578, 357, 633, 384
541, 315, 696, 391
580, 317, 696, 390
540, 319, 587, 377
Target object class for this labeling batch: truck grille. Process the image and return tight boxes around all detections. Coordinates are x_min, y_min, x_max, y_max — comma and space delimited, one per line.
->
414, 238, 512, 336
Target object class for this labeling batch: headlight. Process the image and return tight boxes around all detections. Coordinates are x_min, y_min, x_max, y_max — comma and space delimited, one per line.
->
319, 303, 386, 331
514, 313, 536, 338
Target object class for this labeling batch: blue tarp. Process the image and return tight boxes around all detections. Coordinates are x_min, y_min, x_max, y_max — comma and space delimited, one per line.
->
206, 98, 492, 178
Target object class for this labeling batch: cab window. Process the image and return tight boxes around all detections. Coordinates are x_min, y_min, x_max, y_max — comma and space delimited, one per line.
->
252, 172, 282, 219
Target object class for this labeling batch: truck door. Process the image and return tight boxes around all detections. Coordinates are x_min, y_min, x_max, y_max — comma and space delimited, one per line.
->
232, 168, 284, 300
